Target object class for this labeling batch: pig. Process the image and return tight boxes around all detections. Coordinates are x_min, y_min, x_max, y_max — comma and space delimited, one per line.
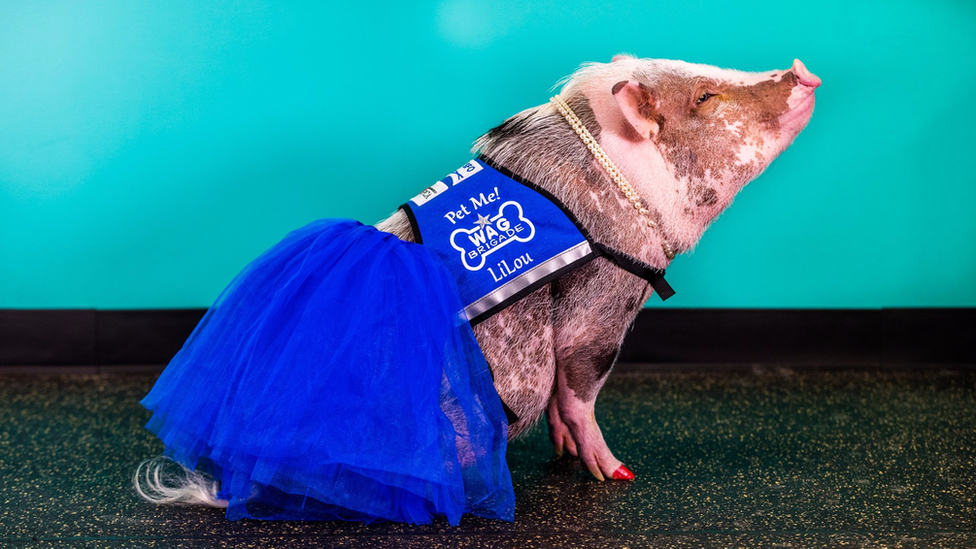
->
135, 53, 820, 511
377, 53, 820, 481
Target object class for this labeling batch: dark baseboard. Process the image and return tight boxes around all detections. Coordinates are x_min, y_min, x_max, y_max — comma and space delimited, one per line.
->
1, 308, 973, 371
0, 309, 205, 369
617, 308, 975, 366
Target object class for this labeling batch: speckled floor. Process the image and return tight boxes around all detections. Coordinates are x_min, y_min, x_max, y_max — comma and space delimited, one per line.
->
0, 368, 974, 548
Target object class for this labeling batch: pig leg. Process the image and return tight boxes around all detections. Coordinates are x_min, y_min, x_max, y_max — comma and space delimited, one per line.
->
549, 260, 649, 480
546, 395, 577, 458
549, 346, 630, 480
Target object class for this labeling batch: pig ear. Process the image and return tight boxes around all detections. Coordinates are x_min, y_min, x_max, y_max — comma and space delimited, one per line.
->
611, 80, 661, 141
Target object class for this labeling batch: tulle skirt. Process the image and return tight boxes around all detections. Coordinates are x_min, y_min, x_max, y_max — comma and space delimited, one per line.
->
140, 219, 515, 525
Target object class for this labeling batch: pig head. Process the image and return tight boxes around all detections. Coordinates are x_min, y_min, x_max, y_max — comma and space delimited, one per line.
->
376, 54, 819, 481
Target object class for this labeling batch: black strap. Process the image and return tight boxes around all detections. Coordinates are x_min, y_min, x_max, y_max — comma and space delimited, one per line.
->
592, 243, 675, 301
501, 402, 519, 425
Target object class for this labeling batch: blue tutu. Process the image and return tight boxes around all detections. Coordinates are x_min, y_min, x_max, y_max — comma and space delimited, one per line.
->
140, 219, 515, 525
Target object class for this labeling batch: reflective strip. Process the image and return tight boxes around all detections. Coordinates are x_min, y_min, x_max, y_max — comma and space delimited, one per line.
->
463, 241, 593, 321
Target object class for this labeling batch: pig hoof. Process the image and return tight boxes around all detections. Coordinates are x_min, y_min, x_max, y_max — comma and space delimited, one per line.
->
611, 465, 635, 481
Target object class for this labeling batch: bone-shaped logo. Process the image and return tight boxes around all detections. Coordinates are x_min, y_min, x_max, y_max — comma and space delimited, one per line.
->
450, 200, 535, 271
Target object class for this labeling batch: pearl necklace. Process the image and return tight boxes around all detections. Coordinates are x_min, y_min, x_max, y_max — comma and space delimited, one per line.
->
549, 94, 675, 261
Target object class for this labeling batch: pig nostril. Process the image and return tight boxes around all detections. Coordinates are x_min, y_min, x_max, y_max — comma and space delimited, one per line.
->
791, 58, 821, 89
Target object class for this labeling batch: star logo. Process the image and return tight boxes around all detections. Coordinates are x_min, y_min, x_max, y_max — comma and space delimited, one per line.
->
475, 213, 491, 229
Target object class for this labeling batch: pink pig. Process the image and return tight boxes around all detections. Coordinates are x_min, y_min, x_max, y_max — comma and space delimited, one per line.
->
380, 53, 820, 480
136, 54, 820, 512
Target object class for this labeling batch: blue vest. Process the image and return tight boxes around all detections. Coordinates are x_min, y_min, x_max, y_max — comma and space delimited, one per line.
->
401, 157, 673, 325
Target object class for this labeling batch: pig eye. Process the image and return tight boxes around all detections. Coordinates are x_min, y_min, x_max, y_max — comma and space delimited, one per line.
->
695, 92, 715, 105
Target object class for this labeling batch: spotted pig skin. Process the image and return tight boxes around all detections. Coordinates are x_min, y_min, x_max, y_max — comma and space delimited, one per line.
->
375, 54, 818, 481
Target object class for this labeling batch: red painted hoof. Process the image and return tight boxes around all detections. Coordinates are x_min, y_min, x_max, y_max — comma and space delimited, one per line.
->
612, 465, 634, 480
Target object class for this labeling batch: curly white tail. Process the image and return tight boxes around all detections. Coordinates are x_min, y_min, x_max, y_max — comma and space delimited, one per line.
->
133, 455, 228, 508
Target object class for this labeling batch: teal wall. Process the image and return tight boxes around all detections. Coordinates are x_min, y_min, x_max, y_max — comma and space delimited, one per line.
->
1, 0, 974, 309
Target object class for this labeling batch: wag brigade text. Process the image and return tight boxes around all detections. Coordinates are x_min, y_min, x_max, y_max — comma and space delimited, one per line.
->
446, 188, 537, 281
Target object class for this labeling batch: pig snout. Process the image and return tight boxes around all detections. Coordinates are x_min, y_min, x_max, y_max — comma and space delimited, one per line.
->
776, 59, 819, 134
791, 58, 821, 89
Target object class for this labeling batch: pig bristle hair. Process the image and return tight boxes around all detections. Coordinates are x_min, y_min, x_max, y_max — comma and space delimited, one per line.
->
375, 210, 415, 241
133, 455, 228, 509
558, 57, 754, 100
556, 57, 663, 96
